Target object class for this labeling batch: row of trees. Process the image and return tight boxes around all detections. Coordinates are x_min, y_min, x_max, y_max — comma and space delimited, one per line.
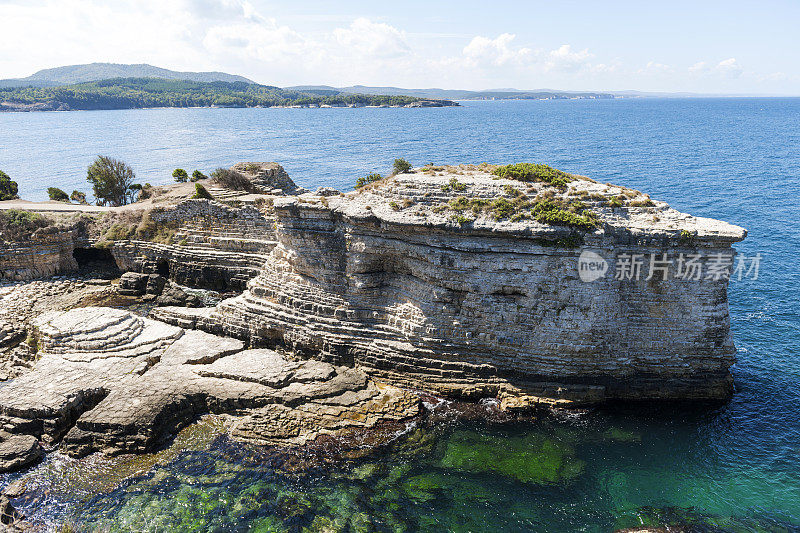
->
0, 78, 443, 111
172, 169, 207, 182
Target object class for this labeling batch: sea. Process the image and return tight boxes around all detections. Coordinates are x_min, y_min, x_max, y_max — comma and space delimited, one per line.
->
0, 98, 799, 532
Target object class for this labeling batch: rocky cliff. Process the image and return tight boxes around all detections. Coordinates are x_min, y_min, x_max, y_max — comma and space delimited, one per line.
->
151, 164, 746, 405
1, 163, 747, 406
0, 226, 77, 280
110, 200, 277, 291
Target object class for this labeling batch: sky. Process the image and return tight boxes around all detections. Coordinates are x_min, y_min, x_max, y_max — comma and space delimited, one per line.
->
0, 0, 798, 94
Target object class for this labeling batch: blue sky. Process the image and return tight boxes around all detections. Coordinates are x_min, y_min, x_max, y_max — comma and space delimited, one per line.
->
0, 0, 797, 94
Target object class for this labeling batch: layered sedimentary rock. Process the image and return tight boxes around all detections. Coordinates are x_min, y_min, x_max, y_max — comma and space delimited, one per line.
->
110, 200, 277, 291
0, 307, 418, 462
154, 166, 746, 404
0, 228, 77, 280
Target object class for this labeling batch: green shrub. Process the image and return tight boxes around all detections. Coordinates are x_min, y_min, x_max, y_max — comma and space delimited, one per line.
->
451, 214, 472, 225
389, 201, 400, 211
531, 199, 598, 229
493, 163, 571, 187
0, 209, 51, 241
0, 170, 19, 201
393, 158, 412, 175
355, 173, 383, 189
679, 229, 695, 245
191, 170, 207, 182
47, 187, 70, 202
70, 190, 87, 204
441, 177, 467, 192
608, 196, 624, 208
103, 223, 135, 242
172, 168, 188, 182
192, 183, 213, 200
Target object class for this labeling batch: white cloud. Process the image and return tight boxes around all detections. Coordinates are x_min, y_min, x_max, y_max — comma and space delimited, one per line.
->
203, 19, 313, 65
462, 33, 534, 67
638, 61, 673, 75
689, 61, 709, 73
0, 1, 789, 93
544, 44, 593, 72
716, 57, 743, 78
332, 17, 410, 59
689, 58, 743, 78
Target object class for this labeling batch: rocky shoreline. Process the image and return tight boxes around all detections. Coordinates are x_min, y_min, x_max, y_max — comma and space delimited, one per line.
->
0, 161, 746, 528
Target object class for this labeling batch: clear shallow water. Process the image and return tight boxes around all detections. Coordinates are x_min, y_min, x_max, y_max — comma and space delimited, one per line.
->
1, 99, 800, 531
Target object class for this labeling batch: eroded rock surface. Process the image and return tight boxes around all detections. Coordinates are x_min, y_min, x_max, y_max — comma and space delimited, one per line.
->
150, 165, 746, 403
0, 307, 419, 471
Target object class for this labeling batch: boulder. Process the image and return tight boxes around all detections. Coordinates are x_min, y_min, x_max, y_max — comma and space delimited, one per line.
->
117, 272, 149, 296
118, 272, 167, 297
145, 274, 167, 295
156, 284, 204, 308
0, 433, 43, 473
315, 187, 341, 197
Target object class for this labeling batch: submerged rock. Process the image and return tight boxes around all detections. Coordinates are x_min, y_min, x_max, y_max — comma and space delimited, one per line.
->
437, 430, 585, 485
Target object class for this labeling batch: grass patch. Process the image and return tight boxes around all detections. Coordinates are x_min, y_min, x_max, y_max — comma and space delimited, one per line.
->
493, 163, 572, 187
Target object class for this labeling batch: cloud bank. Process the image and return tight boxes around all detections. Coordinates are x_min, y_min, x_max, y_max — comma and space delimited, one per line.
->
0, 0, 792, 93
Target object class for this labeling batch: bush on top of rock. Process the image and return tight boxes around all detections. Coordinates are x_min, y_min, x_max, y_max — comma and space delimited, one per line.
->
211, 168, 254, 192
492, 163, 572, 188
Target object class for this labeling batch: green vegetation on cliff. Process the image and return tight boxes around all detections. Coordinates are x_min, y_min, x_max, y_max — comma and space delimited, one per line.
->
0, 210, 51, 241
0, 78, 456, 111
493, 163, 573, 187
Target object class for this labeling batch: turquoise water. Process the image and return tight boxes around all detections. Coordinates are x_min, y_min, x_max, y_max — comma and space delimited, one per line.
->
1, 99, 799, 531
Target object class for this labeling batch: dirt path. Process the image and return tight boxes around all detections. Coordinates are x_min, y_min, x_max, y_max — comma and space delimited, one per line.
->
0, 200, 111, 213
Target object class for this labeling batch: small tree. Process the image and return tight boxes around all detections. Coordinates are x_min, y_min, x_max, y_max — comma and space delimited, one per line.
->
70, 190, 87, 204
393, 158, 412, 175
86, 156, 139, 206
173, 168, 188, 182
0, 170, 19, 201
47, 187, 69, 202
192, 183, 213, 200
191, 170, 207, 182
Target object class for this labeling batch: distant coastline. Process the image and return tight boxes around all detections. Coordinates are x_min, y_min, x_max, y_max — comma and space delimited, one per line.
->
0, 78, 458, 113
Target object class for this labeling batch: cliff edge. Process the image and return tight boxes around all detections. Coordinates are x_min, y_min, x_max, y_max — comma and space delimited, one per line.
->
149, 163, 745, 406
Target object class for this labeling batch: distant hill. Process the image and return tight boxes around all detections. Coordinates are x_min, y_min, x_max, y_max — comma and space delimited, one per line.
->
0, 63, 254, 88
0, 78, 458, 112
287, 85, 616, 100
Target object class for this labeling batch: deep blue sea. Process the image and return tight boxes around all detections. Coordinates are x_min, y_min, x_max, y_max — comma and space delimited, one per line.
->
1, 99, 799, 531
